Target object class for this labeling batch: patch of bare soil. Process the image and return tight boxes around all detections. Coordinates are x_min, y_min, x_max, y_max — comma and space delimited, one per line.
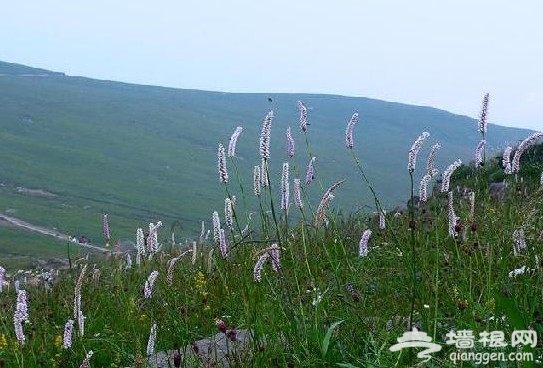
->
16, 186, 56, 198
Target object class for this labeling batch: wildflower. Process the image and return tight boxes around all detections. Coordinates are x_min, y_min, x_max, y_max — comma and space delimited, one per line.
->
215, 318, 227, 333
345, 112, 359, 149
253, 253, 270, 282
474, 140, 485, 168
448, 192, 458, 237
63, 319, 74, 349
269, 243, 281, 271
454, 219, 463, 234
469, 191, 475, 221
0, 334, 7, 349
168, 250, 192, 286
426, 143, 441, 177
74, 264, 87, 322
253, 166, 261, 196
167, 256, 180, 286
224, 198, 233, 230
147, 324, 157, 356
212, 211, 221, 243
227, 330, 237, 341
0, 266, 5, 293
217, 143, 229, 183
79, 351, 93, 368
261, 158, 269, 187
441, 159, 462, 192
315, 179, 345, 227
125, 253, 132, 269
478, 93, 489, 134
77, 310, 85, 337
298, 100, 308, 131
419, 174, 432, 202
502, 146, 513, 174
173, 352, 182, 368
346, 284, 361, 302
92, 268, 100, 289
310, 287, 326, 307
281, 162, 290, 211
407, 131, 430, 173
513, 229, 526, 256
260, 110, 273, 160
508, 265, 527, 278
359, 229, 371, 257
227, 126, 243, 157
218, 228, 228, 258
147, 221, 162, 256
293, 178, 303, 209
102, 214, 110, 243
286, 127, 295, 157
305, 156, 316, 185
379, 210, 386, 230
13, 289, 29, 346
540, 171, 543, 186
143, 270, 159, 299
512, 132, 543, 173
195, 271, 207, 296
135, 228, 145, 265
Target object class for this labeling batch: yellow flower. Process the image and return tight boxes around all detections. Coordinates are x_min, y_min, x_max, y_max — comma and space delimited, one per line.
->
139, 314, 147, 322
0, 334, 7, 349
486, 297, 495, 309
127, 297, 136, 315
204, 305, 211, 312
452, 287, 459, 299
195, 271, 207, 292
54, 334, 63, 349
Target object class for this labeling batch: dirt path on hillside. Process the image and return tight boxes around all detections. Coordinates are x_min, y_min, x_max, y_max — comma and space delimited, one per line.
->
0, 213, 109, 253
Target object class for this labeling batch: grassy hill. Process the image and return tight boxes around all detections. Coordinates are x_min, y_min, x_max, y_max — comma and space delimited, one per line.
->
0, 61, 534, 257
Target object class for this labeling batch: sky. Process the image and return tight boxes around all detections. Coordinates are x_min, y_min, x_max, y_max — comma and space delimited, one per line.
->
0, 0, 541, 131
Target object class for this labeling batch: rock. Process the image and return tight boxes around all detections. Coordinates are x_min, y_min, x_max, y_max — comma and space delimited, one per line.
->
489, 181, 508, 201
133, 329, 276, 368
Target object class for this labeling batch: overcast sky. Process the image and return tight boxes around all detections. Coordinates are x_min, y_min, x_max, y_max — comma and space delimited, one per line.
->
0, 0, 541, 130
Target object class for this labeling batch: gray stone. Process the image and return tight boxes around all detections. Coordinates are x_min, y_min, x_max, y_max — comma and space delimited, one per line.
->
489, 181, 508, 201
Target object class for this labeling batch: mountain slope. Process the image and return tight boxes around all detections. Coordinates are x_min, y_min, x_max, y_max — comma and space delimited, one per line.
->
0, 61, 534, 245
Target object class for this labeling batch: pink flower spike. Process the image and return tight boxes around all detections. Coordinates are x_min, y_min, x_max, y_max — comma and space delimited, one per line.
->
227, 126, 243, 157
219, 228, 228, 258
305, 157, 316, 185
253, 253, 270, 282
102, 214, 110, 242
345, 113, 359, 149
286, 127, 295, 157
407, 132, 430, 173
297, 101, 308, 131
260, 111, 273, 160
478, 93, 489, 134
217, 143, 229, 183
359, 230, 372, 257
143, 271, 159, 299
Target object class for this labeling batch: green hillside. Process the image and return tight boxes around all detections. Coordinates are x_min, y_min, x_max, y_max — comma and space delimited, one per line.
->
0, 61, 534, 252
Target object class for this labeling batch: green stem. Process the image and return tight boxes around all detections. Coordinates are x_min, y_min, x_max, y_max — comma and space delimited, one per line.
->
408, 171, 417, 329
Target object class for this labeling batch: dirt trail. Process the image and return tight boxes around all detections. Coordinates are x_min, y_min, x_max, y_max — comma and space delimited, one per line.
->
0, 213, 109, 253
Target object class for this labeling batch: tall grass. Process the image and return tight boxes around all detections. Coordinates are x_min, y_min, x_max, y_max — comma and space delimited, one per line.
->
0, 101, 542, 367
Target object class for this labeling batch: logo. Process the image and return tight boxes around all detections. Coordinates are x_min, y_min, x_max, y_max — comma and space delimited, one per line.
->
389, 328, 441, 362
390, 328, 536, 364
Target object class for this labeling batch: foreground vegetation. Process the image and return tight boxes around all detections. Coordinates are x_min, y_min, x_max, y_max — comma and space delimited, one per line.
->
0, 100, 542, 367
